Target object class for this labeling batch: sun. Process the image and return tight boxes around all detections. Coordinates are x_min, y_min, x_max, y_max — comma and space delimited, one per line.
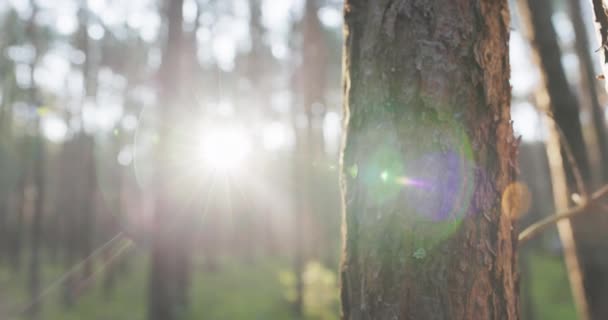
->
199, 126, 252, 172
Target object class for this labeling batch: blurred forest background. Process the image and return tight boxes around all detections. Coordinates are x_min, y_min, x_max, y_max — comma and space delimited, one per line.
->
0, 0, 607, 319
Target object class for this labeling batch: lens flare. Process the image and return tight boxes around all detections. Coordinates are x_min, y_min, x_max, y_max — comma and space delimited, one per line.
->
199, 126, 251, 172
395, 176, 428, 188
380, 171, 389, 182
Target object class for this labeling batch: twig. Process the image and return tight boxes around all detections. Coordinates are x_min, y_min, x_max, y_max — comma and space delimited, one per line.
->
539, 110, 590, 200
535, 109, 588, 199
554, 124, 589, 199
519, 184, 608, 243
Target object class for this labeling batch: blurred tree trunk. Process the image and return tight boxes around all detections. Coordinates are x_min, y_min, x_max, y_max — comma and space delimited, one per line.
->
300, 0, 329, 263
533, 87, 590, 320
61, 138, 80, 307
103, 87, 129, 299
340, 1, 519, 319
77, 2, 98, 284
519, 0, 608, 319
290, 0, 329, 316
0, 11, 17, 267
576, 1, 608, 318
77, 133, 97, 280
569, 0, 608, 186
148, 0, 192, 319
62, 4, 99, 304
27, 129, 45, 320
590, 0, 608, 93
26, 2, 44, 319
1, 69, 25, 272
516, 0, 590, 176
517, 140, 554, 320
11, 136, 28, 271
0, 70, 13, 264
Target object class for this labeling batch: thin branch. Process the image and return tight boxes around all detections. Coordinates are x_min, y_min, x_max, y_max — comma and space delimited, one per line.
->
519, 184, 608, 243
554, 124, 589, 199
546, 113, 589, 199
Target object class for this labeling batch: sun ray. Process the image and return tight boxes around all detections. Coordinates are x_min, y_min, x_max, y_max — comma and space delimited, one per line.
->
8, 232, 126, 319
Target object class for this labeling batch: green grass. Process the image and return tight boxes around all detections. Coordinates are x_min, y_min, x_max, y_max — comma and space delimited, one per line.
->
189, 258, 295, 320
0, 253, 338, 320
527, 253, 577, 320
0, 251, 578, 320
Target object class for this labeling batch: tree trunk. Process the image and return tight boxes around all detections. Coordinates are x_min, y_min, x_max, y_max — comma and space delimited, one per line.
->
519, 0, 608, 318
569, 2, 608, 318
291, 1, 330, 315
77, 4, 98, 282
340, 1, 519, 319
27, 133, 44, 320
26, 3, 44, 318
517, 0, 591, 180
61, 138, 81, 307
590, 0, 608, 93
536, 88, 591, 320
10, 138, 27, 271
147, 0, 191, 319
0, 78, 12, 264
569, 0, 608, 185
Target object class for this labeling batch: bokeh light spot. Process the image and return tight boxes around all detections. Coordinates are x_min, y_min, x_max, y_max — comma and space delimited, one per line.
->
380, 170, 389, 182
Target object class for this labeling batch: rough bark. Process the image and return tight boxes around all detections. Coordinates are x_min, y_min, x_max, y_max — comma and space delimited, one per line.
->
519, 0, 608, 319
340, 1, 519, 319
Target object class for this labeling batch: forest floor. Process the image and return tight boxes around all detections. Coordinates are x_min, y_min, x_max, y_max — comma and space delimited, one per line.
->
0, 250, 573, 320
0, 252, 339, 320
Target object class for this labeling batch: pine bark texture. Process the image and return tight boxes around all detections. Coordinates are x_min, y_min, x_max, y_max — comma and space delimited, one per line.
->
340, 1, 519, 319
